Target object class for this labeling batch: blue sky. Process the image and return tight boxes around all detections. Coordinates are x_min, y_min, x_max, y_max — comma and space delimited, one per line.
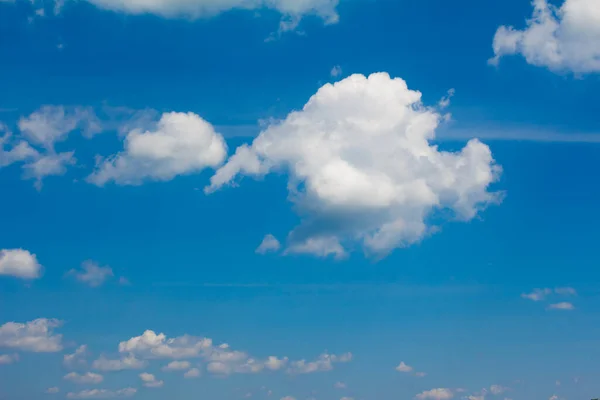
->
1, 0, 600, 400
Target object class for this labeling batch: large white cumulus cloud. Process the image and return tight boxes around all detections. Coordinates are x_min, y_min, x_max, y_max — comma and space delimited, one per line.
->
207, 73, 502, 258
490, 0, 600, 74
88, 112, 227, 186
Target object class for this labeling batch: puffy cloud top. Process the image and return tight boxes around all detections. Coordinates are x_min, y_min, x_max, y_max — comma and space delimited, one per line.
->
88, 112, 227, 186
490, 0, 600, 74
207, 73, 501, 258
0, 249, 42, 279
0, 318, 63, 352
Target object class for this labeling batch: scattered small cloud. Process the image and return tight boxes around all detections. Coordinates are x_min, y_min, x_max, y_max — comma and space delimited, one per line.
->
184, 368, 201, 378
139, 372, 164, 388
256, 234, 281, 255
64, 372, 104, 385
0, 248, 42, 279
67, 261, 114, 288
66, 388, 136, 399
547, 302, 575, 311
415, 388, 454, 400
0, 353, 19, 365
46, 387, 60, 394
330, 65, 342, 78
64, 345, 88, 369
334, 381, 347, 389
396, 361, 413, 373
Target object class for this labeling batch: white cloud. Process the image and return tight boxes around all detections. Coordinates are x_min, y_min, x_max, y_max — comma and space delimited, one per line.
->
334, 381, 347, 389
64, 372, 104, 385
18, 106, 101, 150
416, 388, 454, 400
256, 234, 281, 254
118, 330, 213, 359
330, 65, 342, 78
66, 388, 137, 399
340, 398, 353, 400
0, 249, 42, 279
88, 112, 227, 186
490, 385, 507, 395
46, 387, 60, 394
139, 372, 164, 388
415, 372, 427, 377
547, 302, 575, 310
549, 395, 558, 400
64, 345, 89, 369
67, 261, 114, 287
0, 318, 63, 352
280, 397, 295, 400
22, 151, 76, 190
554, 287, 576, 296
92, 354, 147, 371
396, 361, 413, 373
521, 288, 552, 302
207, 73, 501, 258
162, 360, 191, 371
184, 367, 201, 378
0, 353, 19, 364
82, 0, 339, 27
490, 0, 600, 74
107, 330, 350, 377
288, 352, 352, 374
0, 130, 37, 168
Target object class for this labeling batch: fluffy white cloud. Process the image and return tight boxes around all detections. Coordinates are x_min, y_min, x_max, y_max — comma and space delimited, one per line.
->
108, 330, 350, 377
88, 112, 227, 186
490, 0, 600, 74
207, 73, 501, 258
255, 234, 281, 254
118, 330, 213, 359
416, 388, 454, 400
547, 302, 575, 310
0, 353, 19, 364
0, 249, 42, 279
64, 372, 104, 385
162, 360, 191, 371
396, 361, 413, 373
92, 354, 147, 371
139, 372, 164, 388
66, 388, 137, 399
67, 261, 114, 287
18, 106, 100, 150
64, 345, 89, 369
184, 367, 201, 378
0, 318, 63, 352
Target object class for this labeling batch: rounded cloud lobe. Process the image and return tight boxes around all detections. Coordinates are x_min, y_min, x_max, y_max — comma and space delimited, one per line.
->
207, 73, 502, 258
490, 0, 600, 74
88, 112, 227, 186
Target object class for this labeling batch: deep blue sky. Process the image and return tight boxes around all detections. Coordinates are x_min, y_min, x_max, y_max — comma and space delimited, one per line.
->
1, 0, 600, 400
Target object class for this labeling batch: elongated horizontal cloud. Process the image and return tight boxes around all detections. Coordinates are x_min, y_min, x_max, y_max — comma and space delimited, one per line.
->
83, 0, 339, 25
66, 388, 136, 399
207, 73, 502, 258
490, 0, 600, 74
416, 388, 454, 400
64, 372, 104, 385
67, 261, 114, 287
0, 319, 63, 352
88, 112, 227, 186
0, 249, 42, 279
105, 330, 350, 376
92, 354, 147, 371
